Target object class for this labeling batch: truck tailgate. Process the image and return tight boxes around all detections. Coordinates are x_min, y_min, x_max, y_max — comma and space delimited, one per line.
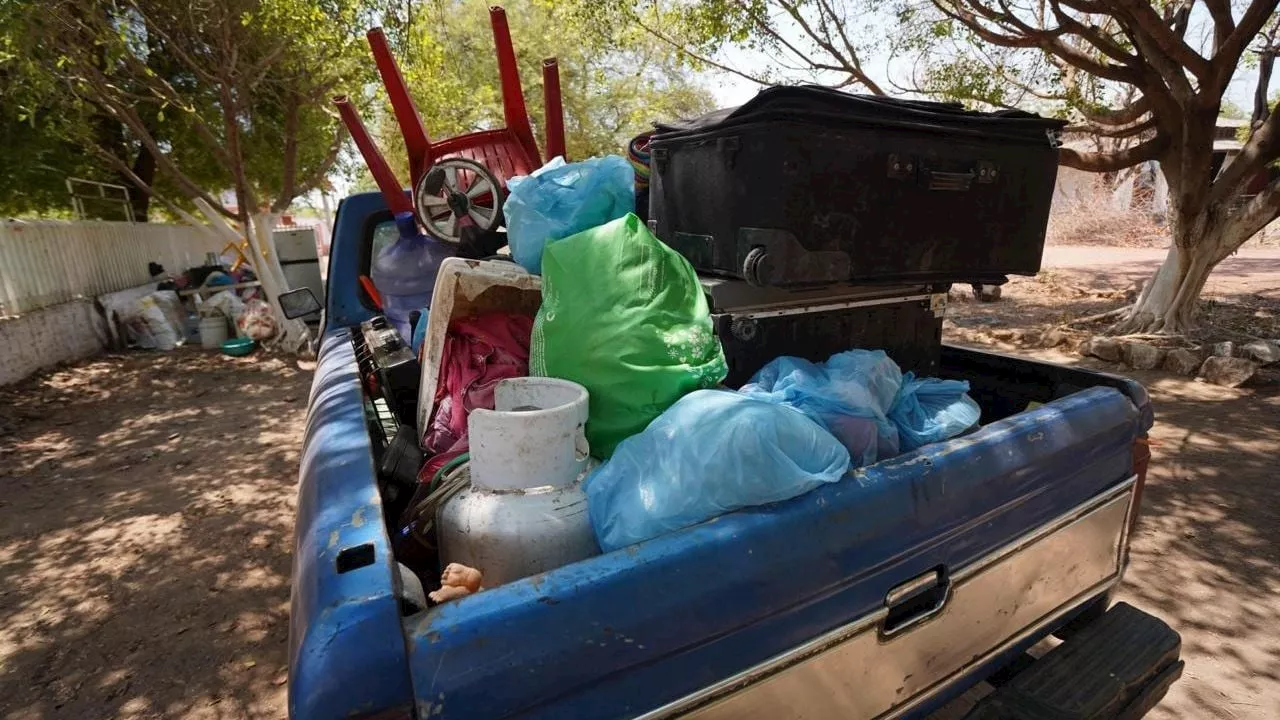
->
290, 330, 414, 718
404, 383, 1144, 719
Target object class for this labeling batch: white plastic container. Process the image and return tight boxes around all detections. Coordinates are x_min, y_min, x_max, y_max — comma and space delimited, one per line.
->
437, 377, 599, 586
199, 314, 229, 349
415, 258, 542, 434
469, 377, 590, 490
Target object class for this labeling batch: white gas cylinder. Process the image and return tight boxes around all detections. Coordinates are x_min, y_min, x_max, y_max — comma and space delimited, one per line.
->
437, 377, 600, 586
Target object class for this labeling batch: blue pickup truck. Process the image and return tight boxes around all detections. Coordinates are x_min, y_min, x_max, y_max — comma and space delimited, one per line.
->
284, 190, 1182, 720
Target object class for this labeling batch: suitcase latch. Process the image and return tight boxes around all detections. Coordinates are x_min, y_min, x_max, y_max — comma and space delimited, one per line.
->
887, 153, 915, 180
977, 161, 998, 184
718, 137, 741, 169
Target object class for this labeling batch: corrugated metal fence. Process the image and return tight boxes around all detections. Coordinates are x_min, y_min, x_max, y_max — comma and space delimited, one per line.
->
0, 221, 224, 317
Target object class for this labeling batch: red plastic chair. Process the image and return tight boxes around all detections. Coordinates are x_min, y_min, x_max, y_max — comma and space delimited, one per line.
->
338, 6, 566, 242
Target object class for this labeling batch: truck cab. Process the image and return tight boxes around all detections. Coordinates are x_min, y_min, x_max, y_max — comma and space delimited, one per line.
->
287, 190, 1182, 720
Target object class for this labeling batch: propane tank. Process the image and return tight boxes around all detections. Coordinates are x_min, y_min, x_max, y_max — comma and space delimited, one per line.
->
437, 377, 599, 586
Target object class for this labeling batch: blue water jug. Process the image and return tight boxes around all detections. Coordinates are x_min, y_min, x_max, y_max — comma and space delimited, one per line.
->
370, 213, 455, 341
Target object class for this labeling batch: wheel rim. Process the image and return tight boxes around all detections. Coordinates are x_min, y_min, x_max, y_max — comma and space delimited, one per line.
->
414, 158, 502, 242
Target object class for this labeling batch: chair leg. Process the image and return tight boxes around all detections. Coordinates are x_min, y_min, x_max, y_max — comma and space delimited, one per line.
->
542, 58, 566, 162
490, 5, 541, 165
334, 96, 413, 215
366, 28, 432, 189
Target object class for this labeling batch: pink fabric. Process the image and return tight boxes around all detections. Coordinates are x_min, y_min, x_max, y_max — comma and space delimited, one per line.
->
421, 313, 533, 459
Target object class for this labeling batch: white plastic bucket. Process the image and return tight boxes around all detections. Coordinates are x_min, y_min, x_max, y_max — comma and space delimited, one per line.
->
467, 377, 590, 492
199, 315, 229, 349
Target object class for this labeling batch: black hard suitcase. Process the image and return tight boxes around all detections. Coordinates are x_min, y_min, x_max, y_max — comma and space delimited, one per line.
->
650, 86, 1067, 288
702, 278, 947, 387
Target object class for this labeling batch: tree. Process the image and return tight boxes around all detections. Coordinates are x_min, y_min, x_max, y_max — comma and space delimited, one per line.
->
1, 1, 248, 221
596, 0, 1280, 336
22, 0, 376, 345
347, 0, 716, 187
913, 0, 1280, 335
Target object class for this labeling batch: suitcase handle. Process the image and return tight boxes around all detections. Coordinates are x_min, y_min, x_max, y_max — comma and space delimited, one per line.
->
925, 169, 975, 192
923, 161, 998, 191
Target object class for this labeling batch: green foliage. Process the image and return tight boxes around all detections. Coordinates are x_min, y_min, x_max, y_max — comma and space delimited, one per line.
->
1221, 100, 1249, 121
0, 4, 118, 217
2, 0, 376, 219
349, 0, 715, 187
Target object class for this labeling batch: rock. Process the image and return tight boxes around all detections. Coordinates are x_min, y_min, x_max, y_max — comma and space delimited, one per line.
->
1163, 348, 1202, 376
1041, 328, 1070, 348
1199, 356, 1258, 387
1084, 336, 1122, 362
1213, 341, 1235, 357
972, 284, 1003, 302
1122, 342, 1164, 370
1241, 340, 1280, 365
991, 328, 1018, 342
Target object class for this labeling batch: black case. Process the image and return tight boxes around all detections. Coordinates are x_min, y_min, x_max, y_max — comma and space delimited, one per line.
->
703, 278, 946, 387
650, 87, 1067, 288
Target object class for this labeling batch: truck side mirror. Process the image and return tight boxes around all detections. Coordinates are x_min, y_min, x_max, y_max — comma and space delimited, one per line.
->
280, 288, 322, 319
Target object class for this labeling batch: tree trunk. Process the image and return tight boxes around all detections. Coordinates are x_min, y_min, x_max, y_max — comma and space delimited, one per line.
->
245, 212, 310, 350
1113, 242, 1215, 334
127, 145, 156, 221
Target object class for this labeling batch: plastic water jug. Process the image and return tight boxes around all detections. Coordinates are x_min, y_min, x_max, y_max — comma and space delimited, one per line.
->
370, 212, 455, 341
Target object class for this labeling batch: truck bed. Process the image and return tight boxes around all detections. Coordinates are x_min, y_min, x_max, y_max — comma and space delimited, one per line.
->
290, 337, 1152, 720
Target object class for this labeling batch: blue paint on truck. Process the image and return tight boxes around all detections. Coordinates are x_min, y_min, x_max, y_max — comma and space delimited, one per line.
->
289, 191, 1165, 720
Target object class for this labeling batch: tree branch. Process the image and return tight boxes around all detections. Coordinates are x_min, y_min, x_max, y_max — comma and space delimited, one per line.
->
1109, 0, 1209, 80
735, 1, 832, 80
1058, 135, 1167, 171
1221, 173, 1280, 257
932, 0, 1143, 84
1210, 100, 1280, 205
273, 92, 301, 214
87, 84, 234, 217
276, 124, 347, 212
122, 0, 220, 86
1202, 0, 1234, 52
1066, 115, 1157, 138
1211, 0, 1280, 92
90, 146, 206, 226
814, 0, 875, 88
1079, 96, 1151, 126
1045, 0, 1135, 65
632, 12, 773, 86
774, 0, 885, 94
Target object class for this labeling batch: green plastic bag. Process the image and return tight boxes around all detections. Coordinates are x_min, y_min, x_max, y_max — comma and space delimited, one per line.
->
530, 213, 727, 458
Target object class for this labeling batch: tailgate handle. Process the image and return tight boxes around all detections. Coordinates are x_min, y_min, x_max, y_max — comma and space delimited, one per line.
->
881, 567, 951, 638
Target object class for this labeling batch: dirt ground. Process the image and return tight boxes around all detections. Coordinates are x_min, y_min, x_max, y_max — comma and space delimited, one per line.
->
946, 245, 1280, 719
0, 349, 309, 719
1, 245, 1278, 719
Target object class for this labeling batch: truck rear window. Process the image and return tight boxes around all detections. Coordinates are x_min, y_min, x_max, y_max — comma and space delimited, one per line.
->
370, 220, 398, 261
358, 213, 396, 309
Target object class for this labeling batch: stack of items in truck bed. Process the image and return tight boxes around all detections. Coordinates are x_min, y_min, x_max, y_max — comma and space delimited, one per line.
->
646, 85, 1065, 385
338, 78, 1065, 602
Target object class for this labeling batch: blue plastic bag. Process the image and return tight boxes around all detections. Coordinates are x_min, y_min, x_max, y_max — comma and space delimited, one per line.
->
739, 350, 903, 466
586, 389, 850, 552
888, 373, 982, 452
504, 155, 635, 274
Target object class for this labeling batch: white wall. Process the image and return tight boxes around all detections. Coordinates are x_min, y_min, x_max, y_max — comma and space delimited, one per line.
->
0, 220, 223, 317
0, 300, 107, 387
0, 220, 224, 386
